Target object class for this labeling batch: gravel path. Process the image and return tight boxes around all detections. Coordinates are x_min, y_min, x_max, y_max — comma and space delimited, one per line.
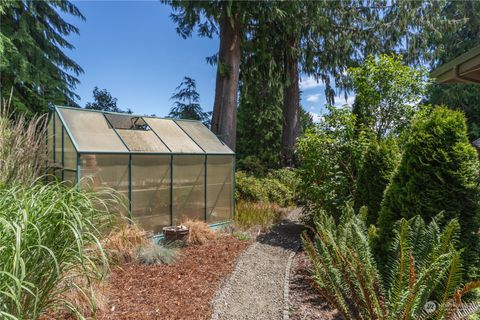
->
211, 208, 304, 320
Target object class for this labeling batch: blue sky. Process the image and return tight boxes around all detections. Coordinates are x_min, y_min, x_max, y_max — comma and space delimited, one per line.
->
64, 1, 353, 119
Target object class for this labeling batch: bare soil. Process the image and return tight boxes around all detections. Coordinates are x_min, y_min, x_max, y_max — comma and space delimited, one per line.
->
288, 251, 342, 320
99, 235, 250, 320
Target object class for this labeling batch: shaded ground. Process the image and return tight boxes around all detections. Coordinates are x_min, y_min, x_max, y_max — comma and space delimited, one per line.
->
100, 235, 249, 320
288, 251, 342, 320
211, 209, 303, 320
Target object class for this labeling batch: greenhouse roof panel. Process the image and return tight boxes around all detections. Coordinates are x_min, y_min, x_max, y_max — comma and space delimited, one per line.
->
57, 107, 128, 153
55, 106, 233, 154
143, 117, 204, 153
175, 120, 233, 154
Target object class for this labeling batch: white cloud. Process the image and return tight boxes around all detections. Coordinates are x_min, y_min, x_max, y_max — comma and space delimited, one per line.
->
306, 93, 321, 102
308, 112, 324, 123
333, 94, 356, 107
300, 76, 324, 90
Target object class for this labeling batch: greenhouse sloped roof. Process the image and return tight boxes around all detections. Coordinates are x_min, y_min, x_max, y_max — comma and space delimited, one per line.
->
55, 106, 233, 155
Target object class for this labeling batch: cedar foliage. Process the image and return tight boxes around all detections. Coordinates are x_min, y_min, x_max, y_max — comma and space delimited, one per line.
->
303, 208, 480, 320
377, 106, 480, 279
0, 1, 84, 113
354, 138, 401, 226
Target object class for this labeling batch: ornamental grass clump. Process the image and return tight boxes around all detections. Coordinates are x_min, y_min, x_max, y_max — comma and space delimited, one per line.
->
0, 92, 48, 187
303, 207, 480, 320
0, 182, 111, 320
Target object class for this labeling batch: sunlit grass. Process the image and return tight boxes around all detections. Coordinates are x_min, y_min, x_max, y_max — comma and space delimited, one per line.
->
234, 201, 283, 230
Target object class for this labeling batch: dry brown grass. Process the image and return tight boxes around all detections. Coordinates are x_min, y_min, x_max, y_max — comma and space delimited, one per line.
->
182, 219, 217, 245
0, 88, 48, 186
101, 220, 149, 264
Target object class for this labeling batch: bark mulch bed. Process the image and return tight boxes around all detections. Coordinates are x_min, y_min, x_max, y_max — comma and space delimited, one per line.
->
100, 235, 250, 320
289, 251, 343, 320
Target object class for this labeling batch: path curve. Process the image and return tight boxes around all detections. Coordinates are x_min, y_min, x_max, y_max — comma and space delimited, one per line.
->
211, 209, 303, 320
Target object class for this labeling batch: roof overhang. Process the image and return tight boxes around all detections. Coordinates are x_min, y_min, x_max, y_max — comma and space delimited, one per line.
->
431, 45, 480, 84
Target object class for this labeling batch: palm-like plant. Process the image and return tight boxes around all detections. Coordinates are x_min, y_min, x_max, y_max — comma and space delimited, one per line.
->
303, 207, 480, 320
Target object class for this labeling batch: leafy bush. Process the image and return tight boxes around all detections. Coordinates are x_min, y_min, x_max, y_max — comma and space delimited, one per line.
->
303, 208, 480, 320
135, 242, 178, 265
0, 182, 111, 320
296, 105, 365, 221
235, 170, 295, 207
377, 106, 480, 279
235, 201, 282, 230
354, 137, 401, 225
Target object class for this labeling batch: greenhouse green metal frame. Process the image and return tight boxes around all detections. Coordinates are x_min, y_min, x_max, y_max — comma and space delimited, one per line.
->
47, 106, 235, 234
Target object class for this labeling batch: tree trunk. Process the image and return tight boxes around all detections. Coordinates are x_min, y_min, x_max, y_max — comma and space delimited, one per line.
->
211, 4, 241, 151
281, 36, 300, 166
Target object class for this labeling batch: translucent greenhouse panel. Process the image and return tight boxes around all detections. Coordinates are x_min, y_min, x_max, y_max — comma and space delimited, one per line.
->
63, 170, 77, 187
79, 154, 129, 215
131, 155, 171, 233
116, 129, 169, 152
172, 155, 205, 224
206, 156, 234, 223
46, 115, 55, 179
175, 120, 233, 154
63, 127, 76, 170
57, 108, 128, 152
144, 118, 203, 153
54, 112, 62, 170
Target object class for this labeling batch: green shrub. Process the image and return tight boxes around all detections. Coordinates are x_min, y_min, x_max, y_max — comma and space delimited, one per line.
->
235, 170, 295, 207
235, 171, 268, 203
296, 105, 364, 221
263, 177, 293, 207
354, 137, 401, 225
0, 182, 111, 320
303, 207, 480, 320
377, 107, 480, 279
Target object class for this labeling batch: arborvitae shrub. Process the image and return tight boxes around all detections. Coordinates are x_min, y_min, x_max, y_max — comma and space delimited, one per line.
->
354, 137, 400, 225
377, 106, 480, 279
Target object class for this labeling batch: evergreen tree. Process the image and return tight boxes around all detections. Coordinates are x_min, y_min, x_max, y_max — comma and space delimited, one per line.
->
377, 107, 480, 279
0, 1, 84, 113
427, 1, 480, 140
354, 138, 400, 226
169, 77, 211, 126
85, 87, 131, 113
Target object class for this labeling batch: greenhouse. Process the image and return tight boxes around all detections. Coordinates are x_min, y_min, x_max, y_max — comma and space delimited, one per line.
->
47, 106, 235, 234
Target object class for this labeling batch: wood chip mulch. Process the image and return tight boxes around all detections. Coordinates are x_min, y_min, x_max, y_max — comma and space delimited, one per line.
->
99, 235, 250, 320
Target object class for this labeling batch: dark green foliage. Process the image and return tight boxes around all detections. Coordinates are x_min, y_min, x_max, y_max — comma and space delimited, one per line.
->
169, 77, 211, 126
429, 83, 480, 140
236, 156, 267, 177
303, 207, 480, 320
0, 1, 84, 113
427, 2, 480, 140
355, 138, 401, 226
85, 87, 132, 113
377, 106, 480, 279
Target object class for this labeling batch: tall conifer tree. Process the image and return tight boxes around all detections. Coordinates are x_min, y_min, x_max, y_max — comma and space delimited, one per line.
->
0, 1, 85, 113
